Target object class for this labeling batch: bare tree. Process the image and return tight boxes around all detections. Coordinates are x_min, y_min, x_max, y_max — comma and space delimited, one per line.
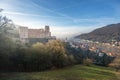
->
0, 8, 12, 33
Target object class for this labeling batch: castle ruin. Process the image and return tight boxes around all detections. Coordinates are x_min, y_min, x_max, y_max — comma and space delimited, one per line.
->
19, 25, 52, 43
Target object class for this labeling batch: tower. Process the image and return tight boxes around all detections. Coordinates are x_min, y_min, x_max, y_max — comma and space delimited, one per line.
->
19, 26, 29, 43
45, 25, 51, 38
45, 25, 50, 32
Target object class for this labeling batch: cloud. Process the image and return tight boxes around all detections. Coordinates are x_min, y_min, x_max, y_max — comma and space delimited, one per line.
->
3, 11, 65, 18
73, 17, 120, 26
29, 1, 75, 21
0, 0, 18, 11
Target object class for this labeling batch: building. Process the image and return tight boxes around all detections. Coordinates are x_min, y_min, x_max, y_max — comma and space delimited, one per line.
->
19, 25, 52, 43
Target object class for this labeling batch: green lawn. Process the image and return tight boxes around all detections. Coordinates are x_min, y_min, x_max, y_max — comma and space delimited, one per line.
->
0, 65, 119, 80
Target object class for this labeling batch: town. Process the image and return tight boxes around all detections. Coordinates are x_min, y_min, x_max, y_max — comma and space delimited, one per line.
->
71, 38, 120, 57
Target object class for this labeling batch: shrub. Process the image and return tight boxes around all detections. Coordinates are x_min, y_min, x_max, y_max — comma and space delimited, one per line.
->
83, 58, 93, 66
109, 58, 120, 72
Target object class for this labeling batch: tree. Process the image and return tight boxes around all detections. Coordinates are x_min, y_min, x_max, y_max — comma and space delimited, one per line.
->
26, 42, 52, 71
0, 9, 17, 72
32, 42, 46, 53
109, 58, 120, 71
0, 9, 13, 33
0, 35, 17, 71
46, 40, 69, 68
64, 42, 83, 64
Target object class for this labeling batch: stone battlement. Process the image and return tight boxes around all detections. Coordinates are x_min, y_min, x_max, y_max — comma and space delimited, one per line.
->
19, 25, 51, 43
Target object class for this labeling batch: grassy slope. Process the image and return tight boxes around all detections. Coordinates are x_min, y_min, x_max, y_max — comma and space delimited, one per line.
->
0, 65, 119, 80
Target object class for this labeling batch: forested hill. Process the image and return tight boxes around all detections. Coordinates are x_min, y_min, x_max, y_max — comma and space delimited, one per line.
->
76, 23, 120, 42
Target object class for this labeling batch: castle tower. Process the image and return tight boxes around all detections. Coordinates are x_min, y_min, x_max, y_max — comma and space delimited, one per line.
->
19, 26, 29, 43
45, 25, 51, 38
45, 25, 50, 32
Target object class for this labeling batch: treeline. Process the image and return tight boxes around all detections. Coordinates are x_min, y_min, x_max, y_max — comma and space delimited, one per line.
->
0, 34, 115, 72
0, 37, 78, 72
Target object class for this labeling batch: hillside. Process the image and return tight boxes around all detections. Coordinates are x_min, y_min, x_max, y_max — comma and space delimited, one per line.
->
76, 23, 120, 42
0, 65, 119, 80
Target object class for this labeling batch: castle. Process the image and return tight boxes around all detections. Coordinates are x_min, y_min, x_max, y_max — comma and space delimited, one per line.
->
19, 25, 52, 43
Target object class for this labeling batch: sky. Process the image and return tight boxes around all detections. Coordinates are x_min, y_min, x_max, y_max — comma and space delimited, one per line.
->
0, 0, 120, 38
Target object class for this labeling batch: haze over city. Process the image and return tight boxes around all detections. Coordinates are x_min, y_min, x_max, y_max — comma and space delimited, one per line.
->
0, 0, 120, 38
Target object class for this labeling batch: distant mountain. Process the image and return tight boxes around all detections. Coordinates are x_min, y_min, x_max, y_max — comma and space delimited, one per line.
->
76, 23, 120, 42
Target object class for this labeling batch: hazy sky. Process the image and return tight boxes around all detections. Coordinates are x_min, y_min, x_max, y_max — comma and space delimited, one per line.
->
0, 0, 120, 38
